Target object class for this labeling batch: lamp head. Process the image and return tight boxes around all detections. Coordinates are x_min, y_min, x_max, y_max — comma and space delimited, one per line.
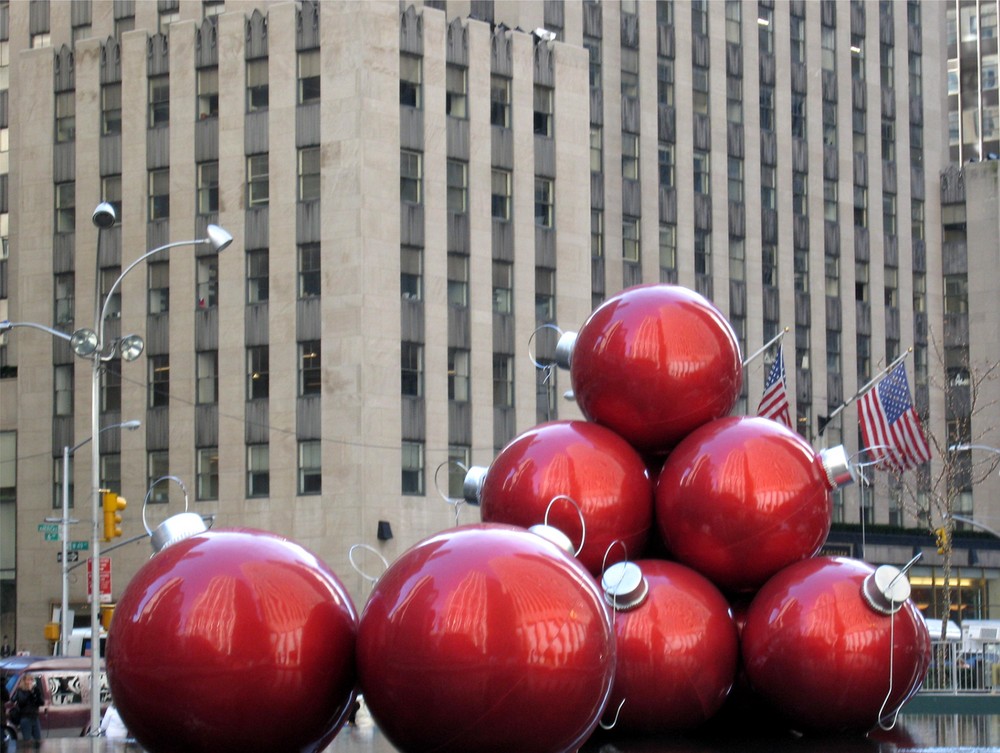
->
92, 202, 117, 230
205, 225, 233, 253
121, 420, 142, 431
119, 334, 145, 362
70, 328, 99, 357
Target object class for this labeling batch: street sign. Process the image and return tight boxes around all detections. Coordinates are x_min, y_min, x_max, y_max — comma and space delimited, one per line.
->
87, 557, 112, 604
38, 523, 59, 534
57, 551, 80, 563
44, 533, 59, 542
70, 541, 89, 551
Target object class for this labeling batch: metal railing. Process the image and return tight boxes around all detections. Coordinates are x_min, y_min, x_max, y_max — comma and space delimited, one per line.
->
922, 640, 1000, 694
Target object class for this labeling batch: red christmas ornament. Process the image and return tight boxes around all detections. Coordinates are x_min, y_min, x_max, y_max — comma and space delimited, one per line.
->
107, 525, 358, 753
601, 559, 739, 732
741, 556, 932, 734
559, 284, 742, 455
655, 416, 854, 593
356, 524, 616, 753
474, 420, 653, 574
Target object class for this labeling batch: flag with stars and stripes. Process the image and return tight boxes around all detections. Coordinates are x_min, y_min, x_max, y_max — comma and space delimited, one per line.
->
858, 363, 931, 472
757, 344, 792, 429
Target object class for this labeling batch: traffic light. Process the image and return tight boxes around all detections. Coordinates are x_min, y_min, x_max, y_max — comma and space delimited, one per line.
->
935, 526, 949, 554
102, 489, 127, 541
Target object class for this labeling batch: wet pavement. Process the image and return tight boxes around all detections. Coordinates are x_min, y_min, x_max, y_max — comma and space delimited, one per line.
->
7, 710, 1000, 752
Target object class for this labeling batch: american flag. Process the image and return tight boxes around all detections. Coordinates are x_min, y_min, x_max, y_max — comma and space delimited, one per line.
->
858, 363, 931, 472
757, 344, 792, 429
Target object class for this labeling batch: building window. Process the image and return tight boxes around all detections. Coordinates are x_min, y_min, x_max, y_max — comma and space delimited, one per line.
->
794, 249, 809, 293
534, 85, 553, 136
55, 181, 75, 233
790, 14, 805, 65
247, 58, 268, 112
855, 262, 870, 302
493, 260, 513, 314
854, 185, 868, 228
727, 77, 743, 124
197, 161, 219, 215
401, 245, 422, 301
761, 166, 776, 209
298, 242, 321, 298
881, 119, 896, 163
299, 146, 320, 201
148, 261, 169, 314
102, 360, 121, 413
101, 83, 121, 135
622, 216, 640, 262
585, 35, 602, 88
197, 447, 219, 500
536, 267, 556, 322
400, 149, 422, 204
879, 42, 894, 90
728, 157, 744, 203
247, 345, 269, 400
298, 441, 322, 495
148, 168, 169, 220
448, 348, 470, 402
299, 340, 321, 396
657, 58, 674, 106
493, 353, 514, 407
490, 75, 511, 128
401, 341, 423, 397
55, 91, 75, 143
448, 253, 469, 307
247, 154, 269, 207
102, 174, 122, 222
54, 364, 73, 416
298, 49, 320, 104
659, 223, 677, 275
148, 75, 169, 128
884, 265, 898, 308
592, 209, 604, 259
247, 249, 269, 304
883, 193, 897, 236
825, 256, 840, 297
197, 66, 218, 119
944, 274, 968, 314
759, 85, 774, 132
54, 273, 74, 326
791, 94, 807, 139
400, 53, 422, 108
792, 171, 807, 216
758, 5, 773, 53
446, 64, 467, 118
196, 257, 218, 309
621, 47, 639, 99
447, 160, 467, 214
693, 150, 710, 195
100, 266, 122, 320
247, 444, 269, 497
659, 143, 675, 188
535, 177, 554, 227
729, 236, 745, 281
851, 34, 865, 80
590, 126, 603, 173
492, 168, 511, 220
694, 230, 711, 276
401, 441, 424, 495
762, 244, 778, 287
622, 133, 639, 181
148, 451, 170, 503
824, 179, 838, 222
196, 351, 218, 405
149, 355, 169, 408
692, 65, 709, 116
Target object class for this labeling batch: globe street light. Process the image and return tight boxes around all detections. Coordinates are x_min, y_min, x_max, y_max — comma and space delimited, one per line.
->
80, 203, 232, 734
55, 420, 141, 656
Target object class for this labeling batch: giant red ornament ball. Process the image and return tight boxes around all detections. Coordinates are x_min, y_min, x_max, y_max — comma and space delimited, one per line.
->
107, 528, 358, 753
356, 523, 616, 753
602, 559, 739, 732
655, 416, 849, 593
478, 420, 653, 574
566, 283, 742, 455
740, 556, 932, 734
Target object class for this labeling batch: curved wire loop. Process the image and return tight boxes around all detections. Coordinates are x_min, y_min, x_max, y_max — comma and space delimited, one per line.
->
543, 495, 586, 556
142, 475, 190, 535
433, 459, 470, 526
528, 323, 564, 382
598, 698, 626, 730
349, 544, 390, 585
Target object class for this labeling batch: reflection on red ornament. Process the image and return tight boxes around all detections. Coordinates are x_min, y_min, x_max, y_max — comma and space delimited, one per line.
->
602, 560, 739, 732
478, 420, 653, 574
741, 556, 931, 734
565, 284, 742, 455
107, 528, 358, 753
356, 524, 615, 753
655, 416, 853, 593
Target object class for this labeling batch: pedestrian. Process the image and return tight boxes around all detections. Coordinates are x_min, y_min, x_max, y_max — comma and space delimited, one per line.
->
11, 674, 43, 746
0, 635, 11, 657
100, 703, 129, 740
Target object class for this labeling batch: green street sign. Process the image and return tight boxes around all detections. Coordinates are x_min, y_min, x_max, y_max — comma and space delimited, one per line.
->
44, 533, 59, 541
70, 541, 89, 551
38, 523, 59, 534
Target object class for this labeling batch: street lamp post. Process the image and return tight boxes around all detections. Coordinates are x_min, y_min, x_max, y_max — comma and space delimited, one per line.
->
72, 203, 232, 735
56, 420, 141, 656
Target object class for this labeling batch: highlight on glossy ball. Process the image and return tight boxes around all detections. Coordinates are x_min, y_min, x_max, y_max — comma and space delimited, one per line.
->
479, 420, 653, 575
356, 523, 616, 753
106, 529, 359, 753
569, 283, 743, 455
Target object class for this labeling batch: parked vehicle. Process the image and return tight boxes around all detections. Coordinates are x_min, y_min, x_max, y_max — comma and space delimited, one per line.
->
1, 656, 109, 740
51, 628, 108, 658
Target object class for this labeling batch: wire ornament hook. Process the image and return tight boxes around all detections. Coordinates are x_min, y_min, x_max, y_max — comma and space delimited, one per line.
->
433, 460, 470, 525
528, 323, 564, 384
600, 540, 630, 628
873, 552, 921, 731
542, 495, 586, 556
349, 544, 389, 587
142, 475, 190, 536
598, 697, 626, 730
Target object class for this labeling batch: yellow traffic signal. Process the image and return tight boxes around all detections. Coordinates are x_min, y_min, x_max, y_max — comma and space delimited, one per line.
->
935, 526, 949, 554
102, 489, 127, 541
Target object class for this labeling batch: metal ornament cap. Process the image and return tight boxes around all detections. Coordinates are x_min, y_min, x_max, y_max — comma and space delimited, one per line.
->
462, 465, 488, 505
150, 512, 208, 553
820, 445, 855, 489
602, 561, 649, 611
555, 330, 577, 369
862, 564, 912, 615
528, 523, 575, 557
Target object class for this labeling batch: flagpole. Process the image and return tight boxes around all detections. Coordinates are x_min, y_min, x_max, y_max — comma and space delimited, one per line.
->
817, 348, 913, 436
743, 327, 789, 368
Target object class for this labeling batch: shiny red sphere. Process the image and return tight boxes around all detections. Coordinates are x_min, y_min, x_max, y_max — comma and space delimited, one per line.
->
655, 416, 833, 593
356, 524, 616, 753
479, 420, 653, 574
570, 284, 742, 455
741, 556, 932, 734
107, 529, 358, 753
608, 560, 739, 732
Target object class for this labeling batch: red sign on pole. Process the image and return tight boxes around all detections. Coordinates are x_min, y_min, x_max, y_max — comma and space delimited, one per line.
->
87, 557, 112, 604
